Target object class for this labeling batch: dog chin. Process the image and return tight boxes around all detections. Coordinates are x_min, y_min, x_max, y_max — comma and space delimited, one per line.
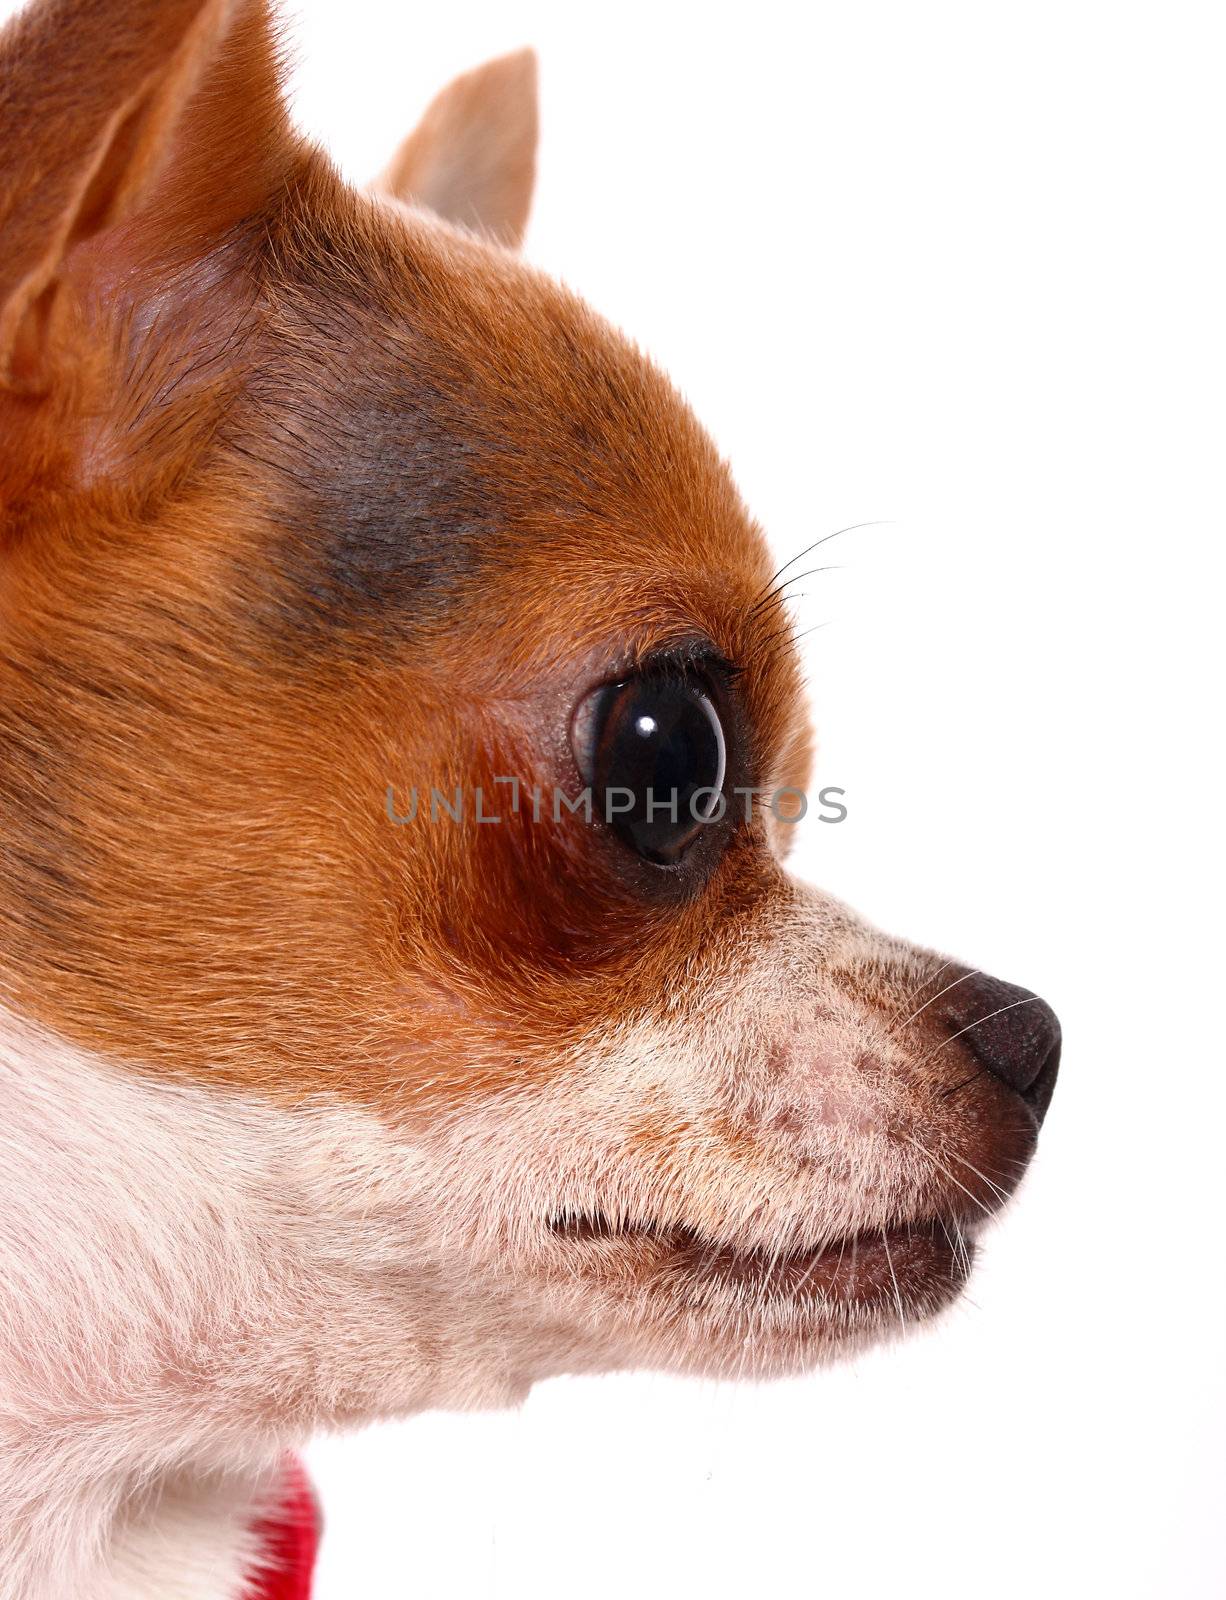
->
537, 1215, 974, 1379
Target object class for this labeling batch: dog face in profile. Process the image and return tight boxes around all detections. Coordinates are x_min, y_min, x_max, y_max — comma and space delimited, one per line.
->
0, 0, 1058, 1586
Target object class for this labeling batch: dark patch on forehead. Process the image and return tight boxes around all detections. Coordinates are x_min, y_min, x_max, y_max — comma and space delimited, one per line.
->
229, 201, 729, 647
244, 318, 522, 635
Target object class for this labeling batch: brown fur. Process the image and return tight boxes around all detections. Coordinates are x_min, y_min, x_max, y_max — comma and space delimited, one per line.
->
0, 1, 813, 1106
376, 48, 538, 246
0, 6, 1058, 1588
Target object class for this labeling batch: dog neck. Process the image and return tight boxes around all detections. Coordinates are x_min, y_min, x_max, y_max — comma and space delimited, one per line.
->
0, 980, 557, 1597
0, 1453, 317, 1600
90, 1463, 297, 1600
0, 1004, 482, 1597
0, 1011, 295, 1595
0, 1003, 536, 1597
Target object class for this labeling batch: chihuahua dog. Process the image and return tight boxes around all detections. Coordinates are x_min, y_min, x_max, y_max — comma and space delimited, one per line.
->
0, 0, 1060, 1595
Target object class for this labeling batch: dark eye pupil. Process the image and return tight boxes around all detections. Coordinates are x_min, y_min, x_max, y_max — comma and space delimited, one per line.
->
589, 678, 727, 864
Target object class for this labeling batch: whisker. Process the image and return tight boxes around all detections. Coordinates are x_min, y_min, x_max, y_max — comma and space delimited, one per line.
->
747, 565, 843, 621
941, 1216, 973, 1280
881, 1228, 906, 1333
955, 1218, 971, 1277
881, 958, 956, 1034
750, 520, 892, 606
918, 996, 1044, 1091
887, 969, 981, 1038
945, 1150, 1012, 1207
784, 619, 832, 650
754, 615, 832, 661
899, 1132, 995, 1220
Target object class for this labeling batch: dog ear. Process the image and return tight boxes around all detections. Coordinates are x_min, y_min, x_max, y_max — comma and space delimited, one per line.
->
375, 49, 538, 249
0, 0, 293, 395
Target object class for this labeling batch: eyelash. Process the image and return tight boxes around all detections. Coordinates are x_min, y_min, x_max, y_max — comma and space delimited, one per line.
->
625, 643, 743, 693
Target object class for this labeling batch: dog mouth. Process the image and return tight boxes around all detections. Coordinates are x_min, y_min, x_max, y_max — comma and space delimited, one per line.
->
546, 1209, 969, 1311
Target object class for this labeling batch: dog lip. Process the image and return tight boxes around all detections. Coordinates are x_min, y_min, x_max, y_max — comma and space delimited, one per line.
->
546, 1210, 962, 1303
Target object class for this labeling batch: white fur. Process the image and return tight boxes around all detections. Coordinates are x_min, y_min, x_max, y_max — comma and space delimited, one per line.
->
0, 1004, 588, 1596
0, 1011, 432, 1599
106, 1468, 272, 1600
0, 887, 985, 1597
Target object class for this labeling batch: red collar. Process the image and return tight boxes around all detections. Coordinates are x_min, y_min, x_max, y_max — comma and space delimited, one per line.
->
243, 1457, 320, 1600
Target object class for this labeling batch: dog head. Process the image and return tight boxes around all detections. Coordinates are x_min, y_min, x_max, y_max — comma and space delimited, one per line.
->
0, 0, 1058, 1417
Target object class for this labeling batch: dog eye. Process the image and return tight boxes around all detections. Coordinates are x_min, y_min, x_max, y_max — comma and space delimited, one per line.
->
572, 673, 727, 865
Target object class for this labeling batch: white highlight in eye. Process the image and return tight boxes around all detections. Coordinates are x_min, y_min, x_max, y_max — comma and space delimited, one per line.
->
635, 715, 658, 737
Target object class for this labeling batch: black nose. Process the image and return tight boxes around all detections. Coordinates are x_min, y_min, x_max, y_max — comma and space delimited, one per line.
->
938, 971, 1061, 1118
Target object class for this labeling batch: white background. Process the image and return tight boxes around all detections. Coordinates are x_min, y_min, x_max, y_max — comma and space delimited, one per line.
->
10, 0, 1217, 1592
282, 2, 1224, 1596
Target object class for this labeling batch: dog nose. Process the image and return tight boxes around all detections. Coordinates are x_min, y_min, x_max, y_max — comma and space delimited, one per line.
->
938, 971, 1061, 1118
